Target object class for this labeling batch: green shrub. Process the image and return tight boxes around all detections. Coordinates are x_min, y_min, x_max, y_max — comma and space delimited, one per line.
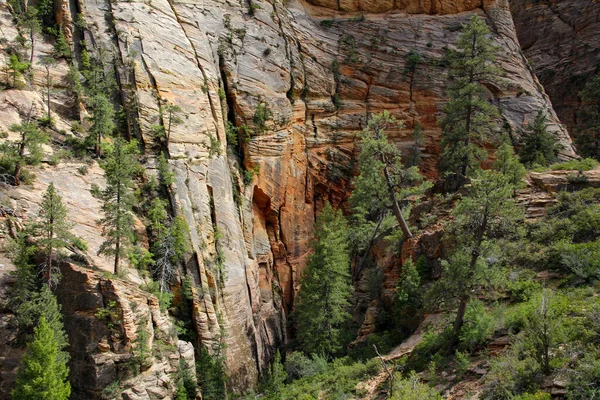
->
555, 239, 600, 281
458, 300, 495, 351
391, 371, 441, 399
285, 352, 328, 382
550, 157, 598, 171
566, 353, 600, 399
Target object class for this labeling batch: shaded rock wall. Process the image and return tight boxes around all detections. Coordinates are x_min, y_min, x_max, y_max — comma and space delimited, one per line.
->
510, 0, 600, 136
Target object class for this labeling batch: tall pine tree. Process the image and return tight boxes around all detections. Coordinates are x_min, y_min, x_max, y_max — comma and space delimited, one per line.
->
294, 202, 352, 356
38, 182, 72, 288
97, 138, 141, 275
12, 315, 70, 400
439, 15, 502, 179
428, 169, 523, 347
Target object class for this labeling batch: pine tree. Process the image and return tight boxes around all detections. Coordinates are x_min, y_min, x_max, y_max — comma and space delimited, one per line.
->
520, 111, 561, 166
38, 182, 72, 288
264, 351, 287, 398
7, 54, 29, 88
38, 56, 56, 123
17, 6, 42, 66
493, 142, 526, 193
12, 316, 71, 400
97, 138, 141, 275
350, 112, 430, 244
407, 122, 424, 168
294, 202, 352, 356
428, 169, 523, 347
2, 119, 48, 185
88, 93, 115, 157
393, 259, 422, 337
439, 15, 502, 179
576, 76, 600, 160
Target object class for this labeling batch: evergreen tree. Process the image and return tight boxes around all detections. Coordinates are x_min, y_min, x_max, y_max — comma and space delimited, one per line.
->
520, 111, 561, 166
38, 56, 56, 123
264, 351, 287, 398
1, 119, 48, 185
407, 122, 424, 168
38, 182, 72, 288
12, 316, 71, 400
152, 103, 183, 144
97, 138, 141, 275
17, 6, 41, 66
439, 15, 502, 179
15, 287, 70, 352
350, 111, 430, 248
493, 142, 526, 192
428, 169, 523, 347
148, 197, 190, 292
88, 93, 115, 157
7, 54, 29, 88
294, 202, 352, 356
393, 259, 423, 337
576, 76, 600, 160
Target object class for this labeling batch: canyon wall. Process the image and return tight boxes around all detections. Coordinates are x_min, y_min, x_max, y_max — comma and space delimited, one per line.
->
510, 0, 600, 136
0, 0, 581, 396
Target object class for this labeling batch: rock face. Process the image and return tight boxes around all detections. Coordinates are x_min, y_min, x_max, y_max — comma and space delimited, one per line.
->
56, 263, 197, 400
0, 0, 582, 394
510, 0, 600, 136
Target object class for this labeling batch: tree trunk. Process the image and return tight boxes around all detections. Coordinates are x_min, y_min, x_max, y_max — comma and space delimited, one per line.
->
29, 32, 34, 66
381, 155, 412, 239
46, 68, 51, 118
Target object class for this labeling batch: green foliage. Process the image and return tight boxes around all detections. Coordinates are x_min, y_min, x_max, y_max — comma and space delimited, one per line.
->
554, 239, 600, 281
393, 259, 423, 337
550, 157, 599, 171
53, 29, 71, 59
130, 317, 152, 374
196, 347, 227, 400
349, 111, 431, 254
520, 111, 561, 167
7, 54, 29, 88
284, 352, 328, 382
0, 121, 48, 185
253, 101, 272, 133
494, 142, 526, 191
88, 94, 115, 157
439, 15, 502, 178
264, 351, 287, 398
566, 353, 600, 399
407, 122, 424, 167
294, 202, 352, 356
37, 183, 72, 287
458, 300, 495, 351
391, 371, 441, 400
272, 357, 381, 399
12, 317, 71, 400
97, 138, 141, 274
428, 169, 523, 344
576, 76, 600, 160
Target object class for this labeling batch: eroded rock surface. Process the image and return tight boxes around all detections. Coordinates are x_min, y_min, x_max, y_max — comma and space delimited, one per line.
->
510, 0, 600, 136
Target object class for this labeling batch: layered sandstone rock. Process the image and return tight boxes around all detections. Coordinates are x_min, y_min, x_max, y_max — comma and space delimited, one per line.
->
510, 0, 600, 136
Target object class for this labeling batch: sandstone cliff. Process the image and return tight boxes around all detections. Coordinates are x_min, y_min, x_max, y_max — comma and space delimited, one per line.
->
510, 0, 600, 137
0, 0, 581, 395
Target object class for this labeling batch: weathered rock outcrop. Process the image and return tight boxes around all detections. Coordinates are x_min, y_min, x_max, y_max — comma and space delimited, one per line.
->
510, 0, 600, 136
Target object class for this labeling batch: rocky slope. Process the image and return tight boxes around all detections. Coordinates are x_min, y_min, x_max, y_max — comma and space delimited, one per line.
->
0, 0, 583, 395
510, 0, 600, 136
